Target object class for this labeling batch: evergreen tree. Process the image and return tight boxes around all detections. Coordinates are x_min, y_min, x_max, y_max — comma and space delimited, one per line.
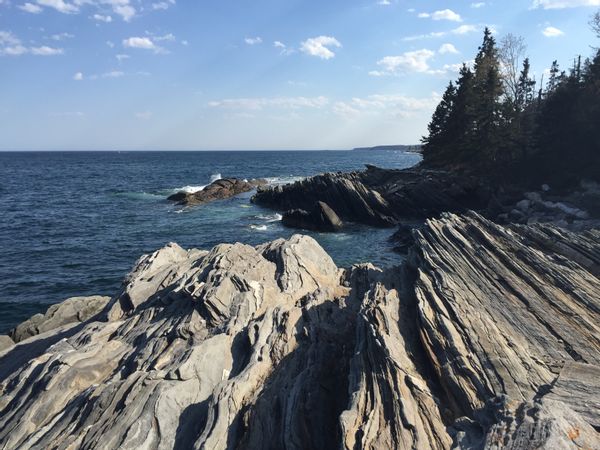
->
422, 82, 456, 164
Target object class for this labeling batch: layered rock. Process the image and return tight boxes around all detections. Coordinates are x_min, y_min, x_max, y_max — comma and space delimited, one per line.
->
0, 215, 598, 450
281, 201, 343, 232
9, 295, 110, 343
252, 165, 492, 227
168, 178, 267, 206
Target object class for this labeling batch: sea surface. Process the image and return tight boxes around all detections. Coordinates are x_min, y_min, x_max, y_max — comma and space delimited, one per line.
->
0, 150, 420, 333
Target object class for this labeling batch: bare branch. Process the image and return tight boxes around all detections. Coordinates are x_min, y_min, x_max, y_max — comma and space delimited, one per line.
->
499, 34, 527, 102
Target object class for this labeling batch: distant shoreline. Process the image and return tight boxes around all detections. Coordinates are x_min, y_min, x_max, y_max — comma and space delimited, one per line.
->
352, 145, 422, 153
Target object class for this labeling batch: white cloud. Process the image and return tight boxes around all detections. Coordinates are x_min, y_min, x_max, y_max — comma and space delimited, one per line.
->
209, 96, 329, 111
101, 70, 124, 78
532, 0, 600, 8
19, 2, 43, 13
30, 45, 64, 55
300, 36, 341, 60
50, 32, 74, 41
106, 40, 115, 48
375, 49, 436, 74
1, 31, 63, 56
92, 13, 112, 22
123, 36, 158, 51
274, 41, 286, 48
452, 24, 477, 34
542, 26, 565, 36
471, 2, 486, 7
245, 36, 262, 45
36, 0, 78, 14
116, 53, 129, 61
439, 43, 459, 54
73, 72, 83, 80
418, 9, 462, 22
112, 4, 135, 21
377, 0, 391, 5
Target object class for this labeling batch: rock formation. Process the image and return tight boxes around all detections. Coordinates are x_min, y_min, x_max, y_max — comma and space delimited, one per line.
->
168, 178, 267, 206
252, 165, 492, 227
281, 201, 343, 232
0, 214, 598, 449
9, 295, 110, 343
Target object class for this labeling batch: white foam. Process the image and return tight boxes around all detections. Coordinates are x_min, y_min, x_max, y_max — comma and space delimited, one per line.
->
177, 185, 207, 194
265, 176, 305, 186
257, 213, 282, 222
210, 173, 222, 183
250, 224, 268, 231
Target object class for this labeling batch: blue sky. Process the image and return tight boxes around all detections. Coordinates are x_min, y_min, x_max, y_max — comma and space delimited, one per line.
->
1, 0, 598, 150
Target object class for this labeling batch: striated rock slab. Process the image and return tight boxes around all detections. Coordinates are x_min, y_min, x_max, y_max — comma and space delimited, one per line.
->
168, 178, 267, 206
9, 295, 110, 343
0, 215, 598, 449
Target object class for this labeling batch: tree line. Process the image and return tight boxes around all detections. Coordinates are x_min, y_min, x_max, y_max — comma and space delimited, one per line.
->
422, 12, 600, 186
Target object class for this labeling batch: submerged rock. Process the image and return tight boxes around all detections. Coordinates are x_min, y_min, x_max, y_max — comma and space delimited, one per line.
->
0, 215, 598, 449
282, 201, 343, 232
168, 178, 267, 206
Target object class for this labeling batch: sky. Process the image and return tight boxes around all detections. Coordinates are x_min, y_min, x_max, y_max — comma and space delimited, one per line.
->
0, 0, 599, 150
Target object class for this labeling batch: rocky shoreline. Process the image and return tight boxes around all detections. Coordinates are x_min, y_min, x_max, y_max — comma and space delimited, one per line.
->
252, 164, 600, 234
0, 211, 598, 449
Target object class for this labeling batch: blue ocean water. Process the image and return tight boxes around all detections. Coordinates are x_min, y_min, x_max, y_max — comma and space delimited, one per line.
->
0, 150, 420, 333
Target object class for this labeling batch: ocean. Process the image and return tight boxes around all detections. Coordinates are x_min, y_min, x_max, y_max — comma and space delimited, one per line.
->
0, 150, 420, 333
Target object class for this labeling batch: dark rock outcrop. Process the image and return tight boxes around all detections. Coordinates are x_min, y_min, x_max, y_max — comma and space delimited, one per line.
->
0, 216, 598, 449
282, 201, 343, 232
168, 178, 267, 206
252, 165, 492, 227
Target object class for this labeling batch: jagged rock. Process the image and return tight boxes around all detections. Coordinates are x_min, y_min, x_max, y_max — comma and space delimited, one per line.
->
0, 216, 598, 450
168, 178, 267, 206
282, 201, 343, 232
253, 166, 495, 227
9, 295, 110, 343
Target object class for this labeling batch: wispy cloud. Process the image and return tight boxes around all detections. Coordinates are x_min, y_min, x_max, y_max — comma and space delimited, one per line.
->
370, 49, 436, 76
0, 31, 63, 56
532, 0, 600, 8
333, 92, 441, 120
403, 24, 478, 41
300, 36, 341, 60
209, 96, 329, 110
18, 2, 43, 13
471, 2, 486, 8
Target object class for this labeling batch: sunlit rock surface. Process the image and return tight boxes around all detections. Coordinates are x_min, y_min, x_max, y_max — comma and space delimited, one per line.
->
0, 214, 598, 449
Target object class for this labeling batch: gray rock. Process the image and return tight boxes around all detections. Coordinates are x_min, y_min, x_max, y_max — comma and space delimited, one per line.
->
0, 216, 598, 450
10, 295, 111, 343
0, 335, 14, 353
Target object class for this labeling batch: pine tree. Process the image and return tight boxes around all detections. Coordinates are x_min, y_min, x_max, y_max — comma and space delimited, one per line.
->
471, 28, 504, 164
422, 82, 456, 164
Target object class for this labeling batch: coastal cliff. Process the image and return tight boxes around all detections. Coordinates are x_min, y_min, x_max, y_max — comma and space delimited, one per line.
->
0, 212, 598, 449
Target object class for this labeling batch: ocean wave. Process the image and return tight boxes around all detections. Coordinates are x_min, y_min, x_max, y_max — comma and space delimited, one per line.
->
265, 176, 304, 186
112, 191, 164, 201
249, 224, 268, 231
168, 173, 223, 195
256, 213, 282, 222
210, 173, 222, 183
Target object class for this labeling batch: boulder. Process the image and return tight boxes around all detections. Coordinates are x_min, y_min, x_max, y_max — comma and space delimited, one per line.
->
9, 295, 111, 343
282, 201, 343, 232
168, 178, 267, 206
